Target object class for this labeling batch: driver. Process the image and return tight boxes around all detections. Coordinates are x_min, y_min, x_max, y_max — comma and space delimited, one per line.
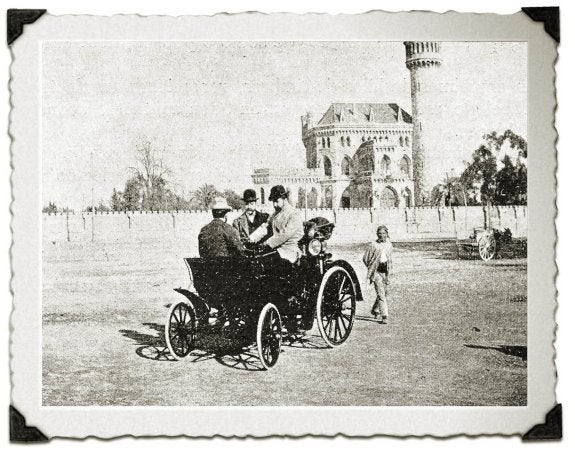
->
260, 185, 303, 266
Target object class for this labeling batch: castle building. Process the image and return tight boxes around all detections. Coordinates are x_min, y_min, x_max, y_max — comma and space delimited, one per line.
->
252, 41, 441, 208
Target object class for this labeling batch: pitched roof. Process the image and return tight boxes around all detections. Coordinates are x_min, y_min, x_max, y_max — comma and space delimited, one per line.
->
317, 103, 412, 126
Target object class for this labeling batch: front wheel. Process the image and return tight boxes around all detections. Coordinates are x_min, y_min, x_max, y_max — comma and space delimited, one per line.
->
256, 303, 283, 370
316, 266, 356, 347
165, 301, 196, 360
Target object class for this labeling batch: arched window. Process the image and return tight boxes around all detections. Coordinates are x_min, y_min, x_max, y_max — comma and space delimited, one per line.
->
361, 136, 365, 142
405, 136, 410, 147
307, 188, 318, 209
346, 136, 351, 146
341, 156, 351, 176
400, 155, 411, 177
403, 187, 412, 207
321, 137, 326, 148
323, 186, 333, 209
260, 188, 265, 204
399, 137, 404, 147
382, 155, 391, 173
327, 137, 330, 148
324, 156, 332, 177
341, 136, 345, 146
297, 187, 306, 208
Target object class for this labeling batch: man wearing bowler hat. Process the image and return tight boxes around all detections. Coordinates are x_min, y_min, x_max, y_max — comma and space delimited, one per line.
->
198, 197, 244, 258
233, 189, 270, 243
261, 185, 303, 265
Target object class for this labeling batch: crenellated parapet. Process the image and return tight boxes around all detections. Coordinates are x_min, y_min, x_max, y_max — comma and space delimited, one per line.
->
404, 41, 442, 70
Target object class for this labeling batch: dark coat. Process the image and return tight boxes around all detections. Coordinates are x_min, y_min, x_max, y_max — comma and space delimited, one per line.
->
198, 218, 244, 258
232, 211, 269, 242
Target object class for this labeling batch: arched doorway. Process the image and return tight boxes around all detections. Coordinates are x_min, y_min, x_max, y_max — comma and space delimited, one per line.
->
307, 187, 318, 209
380, 186, 399, 208
341, 187, 351, 208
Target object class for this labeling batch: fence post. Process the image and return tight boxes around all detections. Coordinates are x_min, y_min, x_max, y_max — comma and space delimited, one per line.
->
437, 206, 442, 233
66, 211, 70, 242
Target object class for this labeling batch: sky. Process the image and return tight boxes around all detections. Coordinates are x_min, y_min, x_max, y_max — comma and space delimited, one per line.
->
42, 41, 527, 210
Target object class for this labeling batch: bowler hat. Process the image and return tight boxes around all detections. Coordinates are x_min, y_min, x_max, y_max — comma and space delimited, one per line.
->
268, 185, 289, 201
211, 197, 232, 211
242, 189, 258, 203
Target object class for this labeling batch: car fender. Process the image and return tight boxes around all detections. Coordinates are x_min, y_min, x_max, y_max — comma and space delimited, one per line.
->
327, 260, 364, 301
173, 287, 210, 321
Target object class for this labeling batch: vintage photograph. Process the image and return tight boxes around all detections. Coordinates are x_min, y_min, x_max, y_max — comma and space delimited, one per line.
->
41, 39, 527, 406
8, 10, 558, 438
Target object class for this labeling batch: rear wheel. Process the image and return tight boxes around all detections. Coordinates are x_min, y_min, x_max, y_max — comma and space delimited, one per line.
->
256, 303, 282, 370
316, 266, 356, 347
165, 301, 196, 360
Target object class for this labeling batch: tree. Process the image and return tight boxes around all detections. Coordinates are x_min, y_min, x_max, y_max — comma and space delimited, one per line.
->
222, 189, 244, 210
42, 202, 58, 214
128, 138, 172, 211
430, 175, 467, 207
191, 184, 220, 210
122, 175, 145, 211
460, 130, 527, 206
110, 188, 124, 211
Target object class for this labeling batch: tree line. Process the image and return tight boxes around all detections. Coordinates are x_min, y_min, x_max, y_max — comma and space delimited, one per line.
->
429, 130, 527, 207
107, 139, 243, 212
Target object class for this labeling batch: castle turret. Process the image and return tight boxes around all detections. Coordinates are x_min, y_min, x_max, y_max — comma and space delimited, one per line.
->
404, 41, 442, 205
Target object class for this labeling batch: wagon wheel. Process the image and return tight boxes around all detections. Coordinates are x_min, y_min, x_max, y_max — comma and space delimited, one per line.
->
165, 301, 196, 360
316, 266, 356, 347
478, 234, 496, 261
256, 303, 283, 370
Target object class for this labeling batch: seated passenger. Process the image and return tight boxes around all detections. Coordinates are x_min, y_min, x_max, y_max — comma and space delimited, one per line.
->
233, 189, 270, 243
198, 197, 244, 258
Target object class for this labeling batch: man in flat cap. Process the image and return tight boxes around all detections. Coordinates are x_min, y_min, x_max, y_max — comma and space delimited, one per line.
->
233, 189, 270, 243
198, 197, 244, 258
261, 185, 303, 265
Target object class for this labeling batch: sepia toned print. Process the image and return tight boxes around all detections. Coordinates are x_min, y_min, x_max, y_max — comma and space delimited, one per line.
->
10, 11, 557, 438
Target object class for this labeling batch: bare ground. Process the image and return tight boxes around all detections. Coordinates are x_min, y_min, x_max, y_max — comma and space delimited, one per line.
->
42, 239, 527, 406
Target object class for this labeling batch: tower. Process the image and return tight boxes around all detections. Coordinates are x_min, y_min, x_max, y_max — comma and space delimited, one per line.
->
404, 42, 442, 206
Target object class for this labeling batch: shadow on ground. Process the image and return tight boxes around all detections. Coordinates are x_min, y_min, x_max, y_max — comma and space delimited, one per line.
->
120, 322, 330, 371
464, 344, 527, 361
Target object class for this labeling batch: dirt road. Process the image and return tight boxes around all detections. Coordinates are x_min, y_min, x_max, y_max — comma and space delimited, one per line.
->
42, 240, 527, 406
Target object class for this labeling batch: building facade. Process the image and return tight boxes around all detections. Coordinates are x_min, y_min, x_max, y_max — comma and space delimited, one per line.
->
252, 41, 441, 208
252, 102, 415, 209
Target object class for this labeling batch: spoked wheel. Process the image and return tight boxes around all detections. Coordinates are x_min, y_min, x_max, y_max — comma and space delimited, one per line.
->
478, 234, 496, 261
316, 266, 356, 347
165, 301, 196, 360
256, 303, 283, 370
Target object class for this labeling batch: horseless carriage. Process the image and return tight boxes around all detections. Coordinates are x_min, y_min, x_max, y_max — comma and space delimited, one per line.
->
165, 218, 363, 369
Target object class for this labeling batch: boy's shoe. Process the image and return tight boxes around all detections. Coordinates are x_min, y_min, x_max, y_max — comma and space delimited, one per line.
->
380, 316, 388, 325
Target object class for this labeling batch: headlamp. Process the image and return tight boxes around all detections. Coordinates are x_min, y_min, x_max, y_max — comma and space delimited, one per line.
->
308, 239, 322, 256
